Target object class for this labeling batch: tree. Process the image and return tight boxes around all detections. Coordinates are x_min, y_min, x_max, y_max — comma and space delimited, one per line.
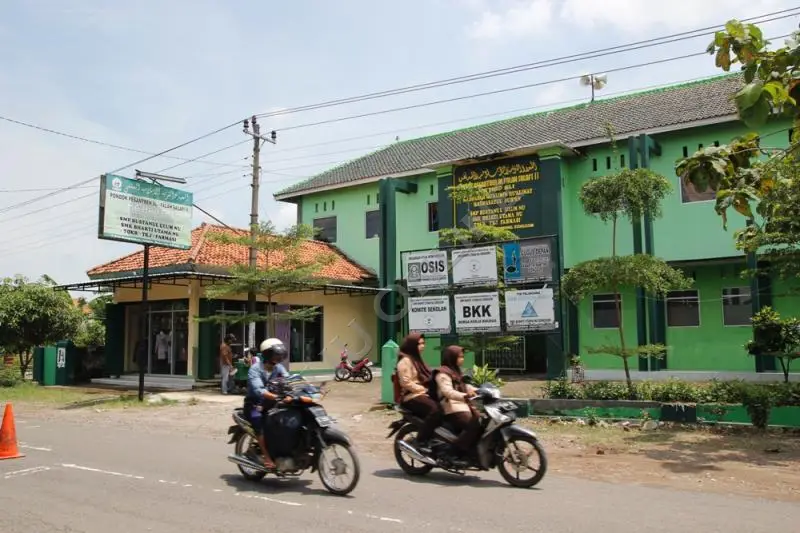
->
560, 169, 693, 396
439, 182, 521, 368
73, 294, 112, 349
676, 20, 800, 278
746, 306, 800, 383
201, 221, 337, 338
0, 275, 83, 378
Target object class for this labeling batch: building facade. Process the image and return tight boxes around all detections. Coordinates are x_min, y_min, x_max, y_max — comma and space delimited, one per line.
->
65, 223, 379, 382
274, 73, 800, 379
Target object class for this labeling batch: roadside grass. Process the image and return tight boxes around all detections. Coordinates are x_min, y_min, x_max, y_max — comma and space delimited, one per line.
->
0, 382, 182, 410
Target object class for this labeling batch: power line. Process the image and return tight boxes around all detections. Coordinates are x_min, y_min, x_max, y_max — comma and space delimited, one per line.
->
253, 9, 800, 121
0, 115, 251, 170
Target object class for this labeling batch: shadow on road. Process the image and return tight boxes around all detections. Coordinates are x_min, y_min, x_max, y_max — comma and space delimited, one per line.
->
219, 473, 354, 499
372, 467, 537, 490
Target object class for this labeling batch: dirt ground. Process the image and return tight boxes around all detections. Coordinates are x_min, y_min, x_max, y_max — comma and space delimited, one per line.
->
8, 379, 800, 503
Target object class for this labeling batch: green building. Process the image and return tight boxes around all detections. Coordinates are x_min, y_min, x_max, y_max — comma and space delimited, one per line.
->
274, 73, 799, 381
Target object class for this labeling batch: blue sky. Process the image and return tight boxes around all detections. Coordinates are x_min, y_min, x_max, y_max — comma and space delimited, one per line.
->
1, 0, 798, 291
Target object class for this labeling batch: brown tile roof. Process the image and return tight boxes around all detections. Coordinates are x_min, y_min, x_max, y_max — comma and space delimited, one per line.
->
87, 223, 374, 284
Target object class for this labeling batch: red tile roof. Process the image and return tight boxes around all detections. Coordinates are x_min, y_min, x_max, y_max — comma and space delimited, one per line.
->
87, 223, 374, 283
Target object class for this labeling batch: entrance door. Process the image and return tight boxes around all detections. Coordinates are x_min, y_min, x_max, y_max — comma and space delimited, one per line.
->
150, 311, 173, 375
218, 314, 246, 376
172, 312, 189, 375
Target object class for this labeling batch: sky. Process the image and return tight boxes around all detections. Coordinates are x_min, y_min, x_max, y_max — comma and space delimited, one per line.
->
1, 0, 799, 295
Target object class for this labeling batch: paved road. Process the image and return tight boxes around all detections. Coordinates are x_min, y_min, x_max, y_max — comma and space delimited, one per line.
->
1, 414, 796, 533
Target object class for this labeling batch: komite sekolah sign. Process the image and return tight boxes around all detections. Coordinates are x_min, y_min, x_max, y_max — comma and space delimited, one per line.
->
98, 173, 193, 250
408, 296, 451, 334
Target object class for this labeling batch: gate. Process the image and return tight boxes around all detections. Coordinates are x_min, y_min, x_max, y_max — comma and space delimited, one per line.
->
482, 335, 526, 371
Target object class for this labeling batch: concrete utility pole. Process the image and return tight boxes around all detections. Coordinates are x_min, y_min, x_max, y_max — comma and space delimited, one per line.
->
242, 116, 277, 348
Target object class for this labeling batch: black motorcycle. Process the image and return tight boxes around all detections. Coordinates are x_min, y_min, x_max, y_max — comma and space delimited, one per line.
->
227, 374, 361, 496
386, 380, 547, 488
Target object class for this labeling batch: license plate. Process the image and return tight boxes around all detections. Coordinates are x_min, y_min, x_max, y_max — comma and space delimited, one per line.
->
309, 406, 332, 427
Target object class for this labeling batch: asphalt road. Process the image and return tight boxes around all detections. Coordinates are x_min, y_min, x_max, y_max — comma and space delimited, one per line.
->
1, 414, 797, 533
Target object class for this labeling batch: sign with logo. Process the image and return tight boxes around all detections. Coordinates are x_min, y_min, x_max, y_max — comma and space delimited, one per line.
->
98, 173, 193, 250
504, 288, 556, 331
408, 296, 451, 334
402, 250, 449, 290
56, 347, 66, 369
451, 245, 498, 286
502, 238, 553, 283
454, 292, 501, 333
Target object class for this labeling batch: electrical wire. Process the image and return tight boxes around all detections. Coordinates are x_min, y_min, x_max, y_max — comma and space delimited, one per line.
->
252, 9, 800, 121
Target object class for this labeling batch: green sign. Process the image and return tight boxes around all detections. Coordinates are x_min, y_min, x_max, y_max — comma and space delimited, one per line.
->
98, 174, 193, 249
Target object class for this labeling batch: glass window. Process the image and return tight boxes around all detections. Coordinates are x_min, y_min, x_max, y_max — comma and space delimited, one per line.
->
722, 287, 752, 326
365, 210, 380, 239
592, 294, 620, 329
313, 216, 337, 243
666, 289, 700, 327
428, 202, 439, 232
289, 307, 323, 363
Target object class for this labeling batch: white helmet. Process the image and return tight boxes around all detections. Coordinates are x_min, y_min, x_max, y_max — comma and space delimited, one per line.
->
259, 338, 284, 352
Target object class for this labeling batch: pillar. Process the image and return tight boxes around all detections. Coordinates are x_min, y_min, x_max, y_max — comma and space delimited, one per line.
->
187, 279, 200, 377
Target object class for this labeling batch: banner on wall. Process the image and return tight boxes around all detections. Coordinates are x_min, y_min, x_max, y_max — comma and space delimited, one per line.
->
408, 296, 451, 334
502, 237, 553, 284
451, 245, 498, 286
401, 250, 449, 290
454, 292, 501, 333
504, 288, 556, 331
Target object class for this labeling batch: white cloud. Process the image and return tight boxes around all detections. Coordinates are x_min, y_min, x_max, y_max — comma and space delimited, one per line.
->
267, 201, 297, 231
465, 0, 797, 40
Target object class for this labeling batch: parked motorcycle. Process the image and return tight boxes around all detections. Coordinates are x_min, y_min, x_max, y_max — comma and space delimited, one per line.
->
227, 374, 361, 496
333, 344, 373, 382
386, 380, 547, 488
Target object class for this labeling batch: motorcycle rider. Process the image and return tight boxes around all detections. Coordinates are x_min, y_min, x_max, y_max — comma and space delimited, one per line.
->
396, 332, 442, 454
433, 345, 480, 458
246, 338, 290, 469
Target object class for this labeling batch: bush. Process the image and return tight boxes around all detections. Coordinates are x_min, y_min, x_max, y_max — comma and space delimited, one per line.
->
581, 380, 629, 400
0, 365, 21, 387
543, 377, 582, 399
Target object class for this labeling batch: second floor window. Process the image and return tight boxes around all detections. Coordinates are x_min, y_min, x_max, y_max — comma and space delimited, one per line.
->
365, 210, 380, 239
313, 216, 337, 243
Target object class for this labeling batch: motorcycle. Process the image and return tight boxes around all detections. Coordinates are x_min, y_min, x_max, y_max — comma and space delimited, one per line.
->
227, 373, 361, 496
333, 344, 373, 382
386, 379, 548, 488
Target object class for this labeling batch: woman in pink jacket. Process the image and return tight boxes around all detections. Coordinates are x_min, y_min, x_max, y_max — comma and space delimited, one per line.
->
435, 345, 480, 455
396, 332, 442, 451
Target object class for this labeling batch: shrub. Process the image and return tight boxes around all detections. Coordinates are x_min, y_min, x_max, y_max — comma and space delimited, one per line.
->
471, 364, 505, 388
0, 365, 21, 387
581, 380, 629, 400
543, 377, 582, 399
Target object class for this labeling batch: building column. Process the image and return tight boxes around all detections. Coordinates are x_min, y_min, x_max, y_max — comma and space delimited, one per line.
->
187, 279, 200, 377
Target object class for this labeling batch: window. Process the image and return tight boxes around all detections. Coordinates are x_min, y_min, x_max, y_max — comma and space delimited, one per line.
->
666, 290, 700, 327
313, 216, 337, 243
722, 287, 752, 326
592, 294, 620, 329
289, 307, 323, 363
365, 210, 380, 239
427, 202, 439, 232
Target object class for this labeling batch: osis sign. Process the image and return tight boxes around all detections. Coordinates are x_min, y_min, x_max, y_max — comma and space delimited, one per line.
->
402, 250, 449, 290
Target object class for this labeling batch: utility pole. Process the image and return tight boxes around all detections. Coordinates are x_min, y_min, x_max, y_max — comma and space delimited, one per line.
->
242, 116, 277, 349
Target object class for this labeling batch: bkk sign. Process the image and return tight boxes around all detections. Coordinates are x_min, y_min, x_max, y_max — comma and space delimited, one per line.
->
401, 250, 449, 289
453, 154, 540, 234
98, 174, 193, 249
453, 292, 501, 333
504, 288, 556, 331
408, 296, 451, 334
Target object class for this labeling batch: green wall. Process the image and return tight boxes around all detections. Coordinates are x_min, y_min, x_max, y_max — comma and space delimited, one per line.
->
575, 288, 640, 370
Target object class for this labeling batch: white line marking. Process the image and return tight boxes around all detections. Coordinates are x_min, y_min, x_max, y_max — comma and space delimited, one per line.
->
235, 492, 303, 507
19, 444, 52, 452
366, 513, 403, 523
3, 466, 51, 479
60, 463, 144, 480
26, 425, 40, 429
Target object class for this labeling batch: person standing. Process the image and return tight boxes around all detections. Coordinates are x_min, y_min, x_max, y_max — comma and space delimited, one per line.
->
220, 333, 235, 394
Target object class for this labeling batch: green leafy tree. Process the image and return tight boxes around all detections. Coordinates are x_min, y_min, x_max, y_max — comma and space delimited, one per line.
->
439, 182, 521, 371
561, 169, 693, 396
0, 275, 83, 378
201, 221, 337, 337
746, 306, 800, 383
73, 294, 112, 349
676, 20, 800, 279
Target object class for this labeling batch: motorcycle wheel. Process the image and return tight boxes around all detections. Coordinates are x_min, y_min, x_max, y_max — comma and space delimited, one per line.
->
497, 434, 547, 488
360, 366, 373, 383
235, 432, 267, 481
316, 442, 361, 496
334, 367, 351, 382
393, 424, 433, 476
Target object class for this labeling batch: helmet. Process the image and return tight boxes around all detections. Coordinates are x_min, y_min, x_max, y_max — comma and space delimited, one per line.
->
260, 338, 287, 362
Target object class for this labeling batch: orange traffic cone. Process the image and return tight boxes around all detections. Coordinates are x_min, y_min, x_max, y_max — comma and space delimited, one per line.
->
0, 403, 24, 460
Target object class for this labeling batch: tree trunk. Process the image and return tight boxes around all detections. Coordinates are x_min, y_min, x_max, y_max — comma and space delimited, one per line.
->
611, 216, 634, 397
779, 357, 789, 383
266, 289, 275, 338
18, 349, 31, 380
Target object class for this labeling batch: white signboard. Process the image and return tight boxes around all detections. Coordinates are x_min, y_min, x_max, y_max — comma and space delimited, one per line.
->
56, 347, 66, 369
408, 296, 451, 334
99, 173, 193, 250
451, 245, 498, 286
402, 250, 449, 290
505, 288, 556, 331
454, 292, 501, 333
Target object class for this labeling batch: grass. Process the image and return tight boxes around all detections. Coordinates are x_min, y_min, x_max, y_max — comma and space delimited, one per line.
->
0, 382, 180, 409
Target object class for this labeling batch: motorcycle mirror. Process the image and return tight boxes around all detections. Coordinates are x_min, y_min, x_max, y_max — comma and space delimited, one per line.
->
462, 375, 475, 385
